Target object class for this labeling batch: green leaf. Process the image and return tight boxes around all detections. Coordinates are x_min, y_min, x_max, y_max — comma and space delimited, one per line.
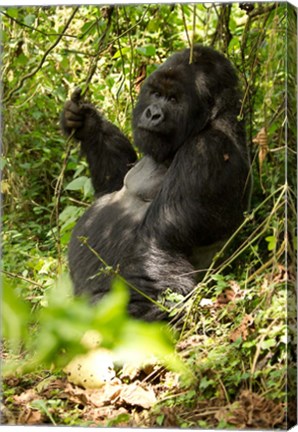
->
0, 157, 7, 170
265, 235, 277, 251
83, 177, 94, 198
261, 339, 276, 350
24, 14, 36, 26
136, 45, 156, 57
156, 415, 165, 426
6, 8, 19, 19
199, 376, 214, 390
79, 21, 96, 38
16, 53, 29, 66
112, 47, 131, 59
65, 176, 89, 191
2, 278, 30, 352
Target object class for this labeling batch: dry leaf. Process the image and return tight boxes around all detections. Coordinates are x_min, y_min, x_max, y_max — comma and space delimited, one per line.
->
230, 314, 254, 342
215, 288, 236, 307
18, 408, 44, 425
253, 127, 269, 162
102, 382, 123, 404
119, 383, 156, 409
253, 127, 269, 191
215, 390, 284, 429
14, 389, 38, 404
135, 64, 147, 92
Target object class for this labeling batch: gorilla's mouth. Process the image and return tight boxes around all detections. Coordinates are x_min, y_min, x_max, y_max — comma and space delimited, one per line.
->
137, 124, 171, 137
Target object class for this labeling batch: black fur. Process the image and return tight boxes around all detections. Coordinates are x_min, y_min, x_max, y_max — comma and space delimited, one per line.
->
60, 45, 251, 321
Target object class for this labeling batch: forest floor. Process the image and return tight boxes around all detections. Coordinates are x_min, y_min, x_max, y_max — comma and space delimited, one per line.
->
2, 362, 288, 429
2, 325, 291, 429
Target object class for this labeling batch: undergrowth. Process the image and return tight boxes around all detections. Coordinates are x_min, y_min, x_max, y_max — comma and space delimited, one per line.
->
1, 3, 297, 429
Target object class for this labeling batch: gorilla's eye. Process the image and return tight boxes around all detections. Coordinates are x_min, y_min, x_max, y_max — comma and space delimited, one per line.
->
169, 96, 177, 104
152, 91, 161, 99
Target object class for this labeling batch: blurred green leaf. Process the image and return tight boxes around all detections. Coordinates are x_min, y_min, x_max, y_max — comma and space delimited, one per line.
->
2, 278, 30, 352
6, 8, 19, 18
112, 47, 131, 59
136, 45, 156, 57
24, 14, 36, 26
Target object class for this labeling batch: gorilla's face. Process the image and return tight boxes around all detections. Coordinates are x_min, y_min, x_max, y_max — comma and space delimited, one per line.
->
133, 45, 239, 163
133, 64, 210, 163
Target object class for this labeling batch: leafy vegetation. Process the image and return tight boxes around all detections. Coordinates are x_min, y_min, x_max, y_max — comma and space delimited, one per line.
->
1, 3, 296, 428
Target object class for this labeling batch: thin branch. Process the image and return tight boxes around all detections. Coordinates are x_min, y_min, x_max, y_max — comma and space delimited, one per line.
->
61, 7, 151, 63
123, 7, 135, 108
3, 6, 80, 104
67, 197, 89, 207
250, 317, 280, 388
79, 236, 169, 312
248, 4, 277, 19
51, 130, 76, 271
81, 7, 114, 95
114, 7, 126, 104
51, 7, 114, 270
189, 4, 196, 64
61, 49, 97, 58
2, 270, 44, 289
0, 10, 77, 38
181, 5, 191, 48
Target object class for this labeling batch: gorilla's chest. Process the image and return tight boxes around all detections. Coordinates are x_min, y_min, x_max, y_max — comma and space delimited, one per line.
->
124, 156, 167, 202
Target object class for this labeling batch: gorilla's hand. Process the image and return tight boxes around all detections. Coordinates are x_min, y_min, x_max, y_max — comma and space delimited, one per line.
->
60, 88, 102, 141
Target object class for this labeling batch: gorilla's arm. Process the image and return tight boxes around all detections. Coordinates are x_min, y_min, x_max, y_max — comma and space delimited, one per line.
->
143, 129, 250, 253
61, 89, 137, 196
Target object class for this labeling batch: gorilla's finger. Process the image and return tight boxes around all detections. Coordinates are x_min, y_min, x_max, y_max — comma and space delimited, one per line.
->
71, 87, 82, 103
65, 120, 83, 129
64, 100, 81, 114
65, 110, 81, 122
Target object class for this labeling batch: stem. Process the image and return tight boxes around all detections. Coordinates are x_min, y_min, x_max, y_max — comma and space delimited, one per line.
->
79, 237, 169, 313
2, 270, 44, 288
181, 5, 191, 48
189, 4, 196, 64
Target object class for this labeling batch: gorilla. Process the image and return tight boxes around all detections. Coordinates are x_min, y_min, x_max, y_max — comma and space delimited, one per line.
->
61, 45, 251, 321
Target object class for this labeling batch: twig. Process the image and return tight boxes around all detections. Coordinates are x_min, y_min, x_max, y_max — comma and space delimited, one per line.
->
2, 270, 44, 289
248, 4, 277, 19
115, 8, 126, 104
189, 4, 196, 64
0, 10, 77, 38
68, 197, 89, 207
181, 5, 191, 48
81, 7, 114, 96
123, 7, 135, 108
3, 7, 80, 104
52, 131, 76, 271
79, 236, 169, 312
250, 317, 279, 389
246, 240, 286, 283
210, 4, 232, 52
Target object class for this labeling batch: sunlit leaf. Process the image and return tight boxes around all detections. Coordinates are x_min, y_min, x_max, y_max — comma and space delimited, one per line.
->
65, 176, 89, 191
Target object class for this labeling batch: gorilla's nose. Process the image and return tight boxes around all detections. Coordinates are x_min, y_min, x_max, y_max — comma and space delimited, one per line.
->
141, 104, 165, 128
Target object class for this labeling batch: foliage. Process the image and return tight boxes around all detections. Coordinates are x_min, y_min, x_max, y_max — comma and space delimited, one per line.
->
1, 2, 296, 428
3, 275, 189, 382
